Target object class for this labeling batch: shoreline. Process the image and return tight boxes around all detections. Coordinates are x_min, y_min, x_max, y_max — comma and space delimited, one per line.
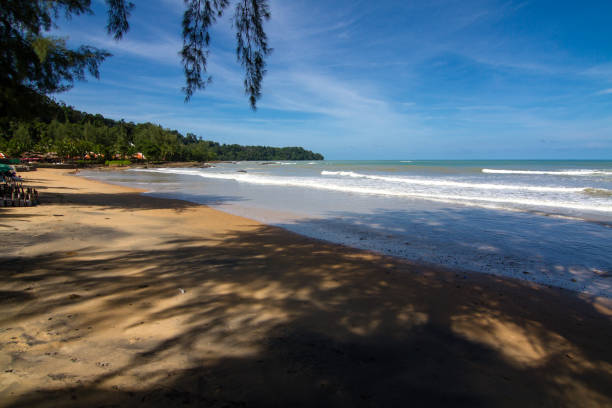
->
76, 169, 514, 292
1, 169, 611, 407
80, 167, 612, 298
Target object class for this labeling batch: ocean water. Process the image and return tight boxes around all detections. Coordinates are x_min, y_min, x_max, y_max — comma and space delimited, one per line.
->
80, 160, 612, 297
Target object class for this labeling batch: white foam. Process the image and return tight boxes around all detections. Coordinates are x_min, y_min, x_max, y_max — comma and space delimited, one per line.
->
134, 168, 612, 213
321, 170, 588, 193
482, 168, 611, 176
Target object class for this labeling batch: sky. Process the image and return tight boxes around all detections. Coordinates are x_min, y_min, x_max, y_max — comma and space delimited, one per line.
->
52, 0, 612, 159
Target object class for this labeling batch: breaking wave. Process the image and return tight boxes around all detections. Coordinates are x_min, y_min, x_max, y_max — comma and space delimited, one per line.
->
132, 168, 612, 214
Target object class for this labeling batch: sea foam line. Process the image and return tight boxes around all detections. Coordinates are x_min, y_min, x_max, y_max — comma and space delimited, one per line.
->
133, 168, 612, 213
321, 170, 590, 193
482, 168, 611, 176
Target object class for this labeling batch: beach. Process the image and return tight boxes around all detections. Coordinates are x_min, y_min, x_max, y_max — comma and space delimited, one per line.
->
83, 160, 612, 297
1, 168, 611, 406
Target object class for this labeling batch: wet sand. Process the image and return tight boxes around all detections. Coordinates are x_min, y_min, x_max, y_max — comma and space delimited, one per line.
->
0, 168, 611, 407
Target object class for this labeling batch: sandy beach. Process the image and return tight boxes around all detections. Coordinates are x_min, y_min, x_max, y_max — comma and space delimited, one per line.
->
1, 168, 611, 407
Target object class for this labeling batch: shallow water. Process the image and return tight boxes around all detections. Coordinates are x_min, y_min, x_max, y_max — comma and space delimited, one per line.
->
80, 160, 612, 297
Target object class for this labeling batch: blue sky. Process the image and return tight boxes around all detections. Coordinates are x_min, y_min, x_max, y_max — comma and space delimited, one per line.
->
53, 0, 612, 159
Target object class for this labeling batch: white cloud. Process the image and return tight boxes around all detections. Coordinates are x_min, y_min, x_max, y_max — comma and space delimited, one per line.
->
83, 33, 182, 65
583, 64, 612, 81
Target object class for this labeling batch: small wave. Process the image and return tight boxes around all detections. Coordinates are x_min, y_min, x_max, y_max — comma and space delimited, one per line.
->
482, 169, 610, 176
258, 161, 298, 165
400, 160, 413, 163
322, 171, 359, 177
321, 171, 584, 193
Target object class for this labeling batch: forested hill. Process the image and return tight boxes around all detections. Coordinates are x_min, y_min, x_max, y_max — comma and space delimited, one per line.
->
206, 143, 323, 161
0, 95, 324, 162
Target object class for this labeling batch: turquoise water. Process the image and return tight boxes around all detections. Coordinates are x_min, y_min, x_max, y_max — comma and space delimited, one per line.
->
81, 160, 612, 297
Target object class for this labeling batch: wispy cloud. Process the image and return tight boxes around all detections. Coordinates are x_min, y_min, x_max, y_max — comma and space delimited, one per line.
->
82, 32, 182, 65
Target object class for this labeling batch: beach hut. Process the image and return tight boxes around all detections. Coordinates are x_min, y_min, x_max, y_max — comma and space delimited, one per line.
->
21, 152, 43, 163
43, 152, 59, 162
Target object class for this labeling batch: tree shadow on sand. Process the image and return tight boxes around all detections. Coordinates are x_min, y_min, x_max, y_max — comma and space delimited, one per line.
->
1, 225, 611, 407
35, 191, 243, 211
6, 176, 244, 212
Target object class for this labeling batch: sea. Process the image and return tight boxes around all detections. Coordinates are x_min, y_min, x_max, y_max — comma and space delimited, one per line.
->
80, 160, 612, 297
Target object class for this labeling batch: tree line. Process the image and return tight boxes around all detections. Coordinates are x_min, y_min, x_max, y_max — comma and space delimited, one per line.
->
0, 97, 323, 162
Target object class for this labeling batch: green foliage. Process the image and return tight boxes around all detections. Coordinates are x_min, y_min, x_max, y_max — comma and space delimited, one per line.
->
181, 0, 271, 108
0, 1, 111, 118
7, 123, 33, 156
105, 160, 132, 167
1, 0, 271, 119
0, 97, 324, 162
204, 142, 324, 161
